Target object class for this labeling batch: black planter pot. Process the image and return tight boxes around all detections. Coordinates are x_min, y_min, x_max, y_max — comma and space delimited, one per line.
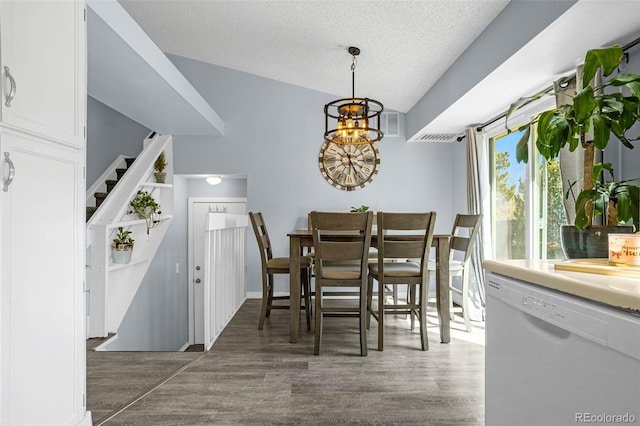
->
560, 225, 634, 259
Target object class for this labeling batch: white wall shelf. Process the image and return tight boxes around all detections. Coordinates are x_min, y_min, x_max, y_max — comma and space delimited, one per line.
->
140, 182, 173, 188
106, 214, 173, 230
107, 257, 149, 272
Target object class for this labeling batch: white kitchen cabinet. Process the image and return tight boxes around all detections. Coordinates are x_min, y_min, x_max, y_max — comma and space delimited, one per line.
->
0, 1, 85, 146
0, 131, 86, 425
0, 1, 88, 425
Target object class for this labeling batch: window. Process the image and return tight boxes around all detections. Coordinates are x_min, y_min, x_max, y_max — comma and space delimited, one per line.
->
486, 98, 564, 260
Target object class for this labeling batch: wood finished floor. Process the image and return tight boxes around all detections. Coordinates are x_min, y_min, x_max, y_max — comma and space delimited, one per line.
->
87, 299, 485, 425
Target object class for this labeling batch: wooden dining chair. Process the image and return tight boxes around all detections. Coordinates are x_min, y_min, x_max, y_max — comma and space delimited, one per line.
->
427, 213, 481, 332
310, 211, 373, 356
367, 212, 436, 351
249, 212, 312, 331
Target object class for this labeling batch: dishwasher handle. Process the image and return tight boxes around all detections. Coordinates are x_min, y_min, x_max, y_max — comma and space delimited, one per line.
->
522, 310, 571, 341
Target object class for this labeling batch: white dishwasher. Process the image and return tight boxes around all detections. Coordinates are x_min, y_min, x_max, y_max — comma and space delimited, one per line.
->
486, 271, 640, 426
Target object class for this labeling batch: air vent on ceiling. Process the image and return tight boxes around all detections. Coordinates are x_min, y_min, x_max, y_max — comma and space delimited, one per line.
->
380, 112, 399, 137
408, 132, 461, 143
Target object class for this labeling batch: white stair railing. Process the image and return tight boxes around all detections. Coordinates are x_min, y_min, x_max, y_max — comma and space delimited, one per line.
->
203, 214, 248, 350
87, 132, 174, 338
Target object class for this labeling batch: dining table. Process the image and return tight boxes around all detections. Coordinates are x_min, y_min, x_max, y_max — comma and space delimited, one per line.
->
287, 229, 451, 344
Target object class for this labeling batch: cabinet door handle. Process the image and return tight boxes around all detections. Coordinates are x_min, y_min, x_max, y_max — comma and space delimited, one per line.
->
4, 66, 16, 107
3, 152, 15, 192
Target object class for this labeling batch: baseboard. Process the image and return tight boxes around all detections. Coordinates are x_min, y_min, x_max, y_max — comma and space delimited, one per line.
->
74, 411, 93, 426
178, 341, 190, 352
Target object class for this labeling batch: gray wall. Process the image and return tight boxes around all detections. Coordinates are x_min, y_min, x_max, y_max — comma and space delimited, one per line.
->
406, 0, 576, 138
603, 43, 640, 182
186, 177, 248, 198
167, 54, 458, 302
86, 96, 150, 186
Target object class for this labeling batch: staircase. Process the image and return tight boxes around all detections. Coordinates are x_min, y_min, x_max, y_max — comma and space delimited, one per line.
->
86, 157, 136, 222
86, 132, 174, 338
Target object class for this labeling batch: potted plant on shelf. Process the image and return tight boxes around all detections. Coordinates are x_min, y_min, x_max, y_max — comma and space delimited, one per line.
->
128, 190, 162, 235
154, 151, 168, 183
508, 45, 640, 258
112, 226, 134, 264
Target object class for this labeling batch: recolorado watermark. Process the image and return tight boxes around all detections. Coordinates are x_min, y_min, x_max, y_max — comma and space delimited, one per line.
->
576, 413, 637, 423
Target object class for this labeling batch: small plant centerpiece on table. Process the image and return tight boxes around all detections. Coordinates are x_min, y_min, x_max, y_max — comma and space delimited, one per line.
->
112, 226, 134, 264
350, 205, 369, 212
507, 45, 640, 258
153, 151, 168, 183
128, 190, 162, 235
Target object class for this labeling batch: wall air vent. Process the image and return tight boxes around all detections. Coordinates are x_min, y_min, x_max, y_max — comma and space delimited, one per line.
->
380, 112, 400, 137
407, 132, 461, 143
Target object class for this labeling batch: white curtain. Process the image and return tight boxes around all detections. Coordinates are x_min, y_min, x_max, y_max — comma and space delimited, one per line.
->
465, 127, 490, 320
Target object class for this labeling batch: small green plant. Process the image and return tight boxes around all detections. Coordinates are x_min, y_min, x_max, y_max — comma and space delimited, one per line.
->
112, 226, 134, 248
569, 163, 640, 230
350, 205, 369, 212
128, 190, 162, 234
154, 151, 167, 173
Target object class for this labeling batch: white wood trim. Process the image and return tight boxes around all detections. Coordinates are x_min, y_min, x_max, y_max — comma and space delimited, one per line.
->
93, 334, 119, 351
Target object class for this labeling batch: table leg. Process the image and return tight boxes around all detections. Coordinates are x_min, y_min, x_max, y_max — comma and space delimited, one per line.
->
289, 235, 301, 343
436, 237, 451, 343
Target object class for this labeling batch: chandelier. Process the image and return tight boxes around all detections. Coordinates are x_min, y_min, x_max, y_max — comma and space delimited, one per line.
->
324, 46, 384, 145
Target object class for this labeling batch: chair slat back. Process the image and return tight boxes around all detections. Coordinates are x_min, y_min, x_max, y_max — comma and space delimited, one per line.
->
249, 212, 273, 266
450, 214, 482, 263
310, 211, 373, 278
376, 212, 436, 268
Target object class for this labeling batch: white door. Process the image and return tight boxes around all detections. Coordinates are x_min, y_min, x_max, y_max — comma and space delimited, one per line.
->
189, 199, 246, 345
191, 202, 208, 344
0, 1, 85, 145
0, 132, 85, 425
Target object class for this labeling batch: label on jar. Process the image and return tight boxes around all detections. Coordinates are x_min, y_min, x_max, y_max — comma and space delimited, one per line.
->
608, 234, 640, 267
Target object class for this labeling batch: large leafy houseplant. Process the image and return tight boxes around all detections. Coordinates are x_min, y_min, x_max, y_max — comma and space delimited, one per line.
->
509, 45, 640, 231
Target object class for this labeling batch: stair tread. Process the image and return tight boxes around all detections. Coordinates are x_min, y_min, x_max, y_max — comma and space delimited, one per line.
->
86, 206, 97, 222
94, 192, 108, 198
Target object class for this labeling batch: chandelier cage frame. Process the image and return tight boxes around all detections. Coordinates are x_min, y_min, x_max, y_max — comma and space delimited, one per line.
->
323, 46, 384, 145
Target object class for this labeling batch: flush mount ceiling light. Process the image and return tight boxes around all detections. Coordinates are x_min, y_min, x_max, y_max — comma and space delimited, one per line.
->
324, 46, 384, 145
206, 176, 222, 185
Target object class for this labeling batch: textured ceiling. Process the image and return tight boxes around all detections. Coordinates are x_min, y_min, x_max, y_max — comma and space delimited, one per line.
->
118, 0, 509, 113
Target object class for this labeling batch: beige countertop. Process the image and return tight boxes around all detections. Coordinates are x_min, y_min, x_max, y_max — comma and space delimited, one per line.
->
483, 259, 640, 312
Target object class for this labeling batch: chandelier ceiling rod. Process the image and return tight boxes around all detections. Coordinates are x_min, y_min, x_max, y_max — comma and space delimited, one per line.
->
349, 46, 359, 99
